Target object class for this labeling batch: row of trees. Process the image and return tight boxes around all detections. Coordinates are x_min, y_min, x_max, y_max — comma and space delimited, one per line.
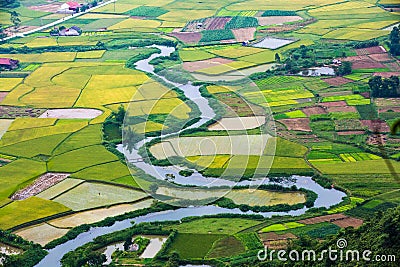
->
389, 27, 400, 56
0, 0, 19, 8
368, 75, 400, 97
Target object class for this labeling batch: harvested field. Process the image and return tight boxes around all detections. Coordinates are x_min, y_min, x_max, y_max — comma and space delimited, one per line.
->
337, 131, 365, 135
368, 53, 392, 62
326, 105, 357, 113
150, 134, 271, 159
28, 3, 62, 13
257, 16, 302, 26
183, 17, 232, 31
279, 118, 311, 132
232, 27, 256, 42
183, 58, 233, 72
48, 199, 153, 228
0, 106, 44, 119
332, 217, 363, 228
341, 56, 386, 69
14, 223, 68, 246
355, 46, 386, 55
373, 72, 400, 78
319, 101, 347, 107
258, 232, 297, 242
36, 178, 84, 200
38, 108, 103, 119
252, 37, 295, 49
323, 77, 353, 86
298, 213, 348, 225
360, 120, 390, 132
302, 106, 326, 117
168, 32, 202, 43
226, 189, 305, 206
208, 116, 266, 131
52, 182, 147, 211
0, 92, 8, 103
0, 119, 13, 140
11, 173, 70, 200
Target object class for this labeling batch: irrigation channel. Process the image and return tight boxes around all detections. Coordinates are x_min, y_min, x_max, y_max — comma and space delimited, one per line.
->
35, 45, 346, 266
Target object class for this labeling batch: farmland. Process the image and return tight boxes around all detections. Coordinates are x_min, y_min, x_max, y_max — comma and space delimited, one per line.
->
0, 0, 399, 266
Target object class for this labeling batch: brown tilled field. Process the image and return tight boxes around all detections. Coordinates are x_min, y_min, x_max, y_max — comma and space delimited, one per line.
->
258, 232, 297, 242
29, 3, 62, 13
323, 77, 353, 86
326, 105, 357, 113
298, 213, 347, 224
183, 17, 232, 32
332, 217, 363, 228
232, 27, 256, 42
319, 101, 347, 107
279, 118, 311, 132
355, 46, 386, 55
257, 16, 302, 26
373, 72, 400, 78
302, 106, 327, 116
168, 32, 202, 43
361, 120, 390, 133
368, 53, 392, 62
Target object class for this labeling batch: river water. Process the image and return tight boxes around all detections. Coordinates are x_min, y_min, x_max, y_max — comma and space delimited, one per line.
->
35, 45, 346, 267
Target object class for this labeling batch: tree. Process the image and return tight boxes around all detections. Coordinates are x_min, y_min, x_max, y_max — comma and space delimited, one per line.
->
0, 24, 7, 41
165, 251, 180, 267
10, 11, 21, 33
275, 53, 281, 63
336, 61, 352, 76
0, 0, 20, 8
112, 105, 125, 124
389, 27, 400, 56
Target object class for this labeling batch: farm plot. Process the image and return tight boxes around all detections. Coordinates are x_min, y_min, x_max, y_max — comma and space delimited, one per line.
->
279, 118, 311, 132
360, 120, 390, 132
70, 161, 131, 182
51, 182, 147, 211
14, 223, 69, 246
261, 222, 305, 233
36, 178, 84, 200
313, 159, 400, 175
179, 49, 215, 62
200, 29, 235, 42
231, 27, 256, 42
149, 134, 270, 159
166, 218, 261, 235
339, 153, 381, 162
76, 50, 106, 59
208, 46, 263, 58
207, 236, 245, 258
322, 94, 370, 106
0, 197, 69, 230
167, 233, 224, 259
169, 32, 202, 43
302, 106, 326, 117
125, 6, 168, 17
226, 189, 306, 206
48, 199, 154, 228
323, 77, 353, 86
108, 18, 161, 31
11, 173, 70, 200
0, 78, 24, 91
183, 58, 233, 72
208, 116, 266, 131
257, 16, 302, 26
48, 145, 118, 173
39, 109, 102, 119
183, 17, 232, 32
355, 46, 386, 55
252, 37, 295, 49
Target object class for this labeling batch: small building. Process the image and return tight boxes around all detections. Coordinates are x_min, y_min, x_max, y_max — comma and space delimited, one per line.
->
128, 243, 139, 252
56, 26, 82, 36
0, 58, 19, 70
58, 1, 81, 13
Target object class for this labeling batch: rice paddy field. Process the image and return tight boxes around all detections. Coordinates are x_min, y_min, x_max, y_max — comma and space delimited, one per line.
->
0, 0, 399, 265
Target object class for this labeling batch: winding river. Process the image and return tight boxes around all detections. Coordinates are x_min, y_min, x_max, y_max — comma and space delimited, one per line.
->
35, 46, 346, 267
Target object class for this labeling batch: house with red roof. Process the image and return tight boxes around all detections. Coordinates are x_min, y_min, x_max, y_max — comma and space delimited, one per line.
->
58, 1, 82, 13
0, 58, 19, 70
